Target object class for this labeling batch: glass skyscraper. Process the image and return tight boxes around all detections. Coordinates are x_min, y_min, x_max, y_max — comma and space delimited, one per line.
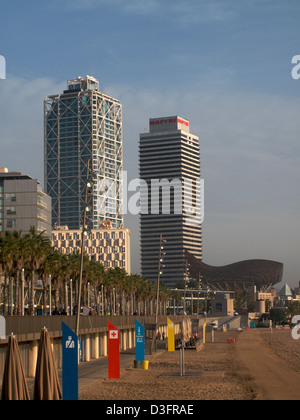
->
139, 116, 203, 288
44, 76, 123, 230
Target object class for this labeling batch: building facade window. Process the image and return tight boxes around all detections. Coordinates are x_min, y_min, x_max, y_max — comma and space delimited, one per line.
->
7, 206, 16, 215
7, 219, 16, 228
6, 193, 16, 203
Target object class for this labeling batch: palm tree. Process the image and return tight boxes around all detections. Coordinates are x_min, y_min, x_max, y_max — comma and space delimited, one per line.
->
0, 232, 14, 315
103, 269, 116, 315
123, 274, 138, 315
134, 275, 150, 315
81, 254, 92, 308
24, 227, 51, 315
170, 289, 182, 315
37, 248, 62, 315
136, 277, 155, 315
145, 280, 155, 315
86, 259, 104, 313
108, 267, 127, 315
68, 252, 81, 313
10, 231, 27, 315
159, 282, 171, 315
1, 225, 175, 318
61, 253, 74, 314
50, 251, 69, 313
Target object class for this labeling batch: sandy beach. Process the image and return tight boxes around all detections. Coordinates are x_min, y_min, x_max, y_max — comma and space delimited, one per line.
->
80, 331, 253, 400
79, 329, 300, 401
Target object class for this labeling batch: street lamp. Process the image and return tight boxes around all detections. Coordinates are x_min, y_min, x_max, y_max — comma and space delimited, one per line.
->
70, 279, 73, 316
21, 268, 25, 316
76, 159, 94, 337
155, 234, 166, 326
197, 273, 201, 319
113, 287, 116, 315
101, 285, 104, 316
184, 262, 190, 315
49, 274, 52, 316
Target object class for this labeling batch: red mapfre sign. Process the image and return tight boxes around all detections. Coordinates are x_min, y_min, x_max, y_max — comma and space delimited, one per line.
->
108, 321, 120, 379
150, 117, 189, 127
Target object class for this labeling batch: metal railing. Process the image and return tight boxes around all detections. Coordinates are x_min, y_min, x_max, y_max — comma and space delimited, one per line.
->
1, 315, 187, 343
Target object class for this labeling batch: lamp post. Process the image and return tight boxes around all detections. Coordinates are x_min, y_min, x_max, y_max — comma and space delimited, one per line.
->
49, 274, 52, 316
21, 268, 25, 316
113, 287, 116, 315
197, 273, 201, 319
155, 234, 166, 326
70, 279, 73, 316
184, 261, 190, 315
76, 159, 94, 337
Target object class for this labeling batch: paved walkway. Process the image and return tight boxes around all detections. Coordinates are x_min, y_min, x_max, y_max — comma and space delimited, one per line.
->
24, 341, 167, 399
22, 350, 134, 399
78, 350, 137, 391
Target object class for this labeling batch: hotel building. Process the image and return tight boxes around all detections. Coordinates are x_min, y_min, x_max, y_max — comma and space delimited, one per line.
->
44, 75, 123, 231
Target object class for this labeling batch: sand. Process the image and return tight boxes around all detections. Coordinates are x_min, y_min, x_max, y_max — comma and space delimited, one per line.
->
79, 328, 300, 400
264, 329, 300, 372
79, 331, 256, 401
80, 328, 300, 401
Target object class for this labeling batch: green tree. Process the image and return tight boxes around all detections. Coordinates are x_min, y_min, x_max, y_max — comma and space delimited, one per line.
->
269, 308, 287, 324
10, 231, 27, 315
0, 232, 14, 315
287, 301, 300, 319
24, 227, 51, 315
170, 290, 182, 314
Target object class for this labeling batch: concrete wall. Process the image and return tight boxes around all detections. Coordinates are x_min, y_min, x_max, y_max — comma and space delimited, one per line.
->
0, 315, 185, 378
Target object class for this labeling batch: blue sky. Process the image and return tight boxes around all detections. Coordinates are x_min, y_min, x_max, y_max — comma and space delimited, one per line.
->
1, 0, 300, 287
1, 0, 300, 93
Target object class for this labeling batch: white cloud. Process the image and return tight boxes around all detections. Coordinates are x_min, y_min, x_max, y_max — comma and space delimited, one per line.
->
53, 0, 237, 23
57, 0, 160, 14
0, 76, 65, 181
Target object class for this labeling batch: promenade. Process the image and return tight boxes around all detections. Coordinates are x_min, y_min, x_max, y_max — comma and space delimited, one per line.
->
79, 329, 300, 401
18, 340, 167, 400
0, 315, 185, 380
3, 321, 300, 400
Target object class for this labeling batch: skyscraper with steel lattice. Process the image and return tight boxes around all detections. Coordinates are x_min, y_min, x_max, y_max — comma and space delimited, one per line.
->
44, 76, 123, 230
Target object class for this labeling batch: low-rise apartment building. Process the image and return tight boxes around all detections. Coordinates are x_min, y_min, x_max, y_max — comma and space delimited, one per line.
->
0, 167, 52, 237
52, 224, 131, 274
